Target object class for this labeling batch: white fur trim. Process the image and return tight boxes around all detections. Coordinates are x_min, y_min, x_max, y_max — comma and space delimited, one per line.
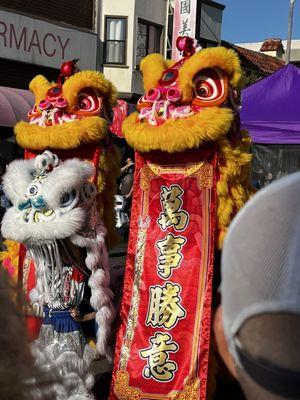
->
42, 159, 95, 210
1, 206, 86, 242
35, 150, 60, 173
2, 158, 35, 203
71, 220, 116, 360
31, 341, 96, 400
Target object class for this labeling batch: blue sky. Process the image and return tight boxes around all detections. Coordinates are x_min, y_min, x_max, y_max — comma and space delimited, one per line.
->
221, 0, 300, 43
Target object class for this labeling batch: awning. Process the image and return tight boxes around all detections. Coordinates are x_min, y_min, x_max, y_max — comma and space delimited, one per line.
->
241, 64, 300, 144
0, 86, 34, 127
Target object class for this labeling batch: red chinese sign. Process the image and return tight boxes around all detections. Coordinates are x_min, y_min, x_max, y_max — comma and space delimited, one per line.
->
172, 0, 197, 60
110, 151, 217, 399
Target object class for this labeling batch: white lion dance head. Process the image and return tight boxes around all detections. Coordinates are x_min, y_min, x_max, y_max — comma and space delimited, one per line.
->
1, 151, 115, 399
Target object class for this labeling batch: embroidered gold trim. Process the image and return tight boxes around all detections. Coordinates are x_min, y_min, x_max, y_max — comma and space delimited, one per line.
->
23, 254, 31, 292
114, 371, 200, 400
140, 166, 155, 191
144, 161, 213, 191
170, 377, 200, 400
114, 371, 141, 400
196, 162, 213, 190
119, 228, 147, 370
147, 162, 204, 177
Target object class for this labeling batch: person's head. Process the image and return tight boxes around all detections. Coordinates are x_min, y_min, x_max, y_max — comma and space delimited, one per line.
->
215, 172, 300, 400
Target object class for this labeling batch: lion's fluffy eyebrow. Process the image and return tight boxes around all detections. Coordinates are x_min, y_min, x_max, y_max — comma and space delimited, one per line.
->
2, 158, 35, 204
62, 70, 118, 111
29, 75, 53, 106
41, 158, 94, 209
140, 47, 242, 101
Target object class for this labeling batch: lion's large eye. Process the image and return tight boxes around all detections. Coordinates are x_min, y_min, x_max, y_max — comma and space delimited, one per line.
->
76, 88, 102, 115
59, 189, 76, 207
28, 185, 38, 196
193, 68, 227, 107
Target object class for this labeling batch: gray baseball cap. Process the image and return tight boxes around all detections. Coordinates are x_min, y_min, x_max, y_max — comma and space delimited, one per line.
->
221, 171, 300, 390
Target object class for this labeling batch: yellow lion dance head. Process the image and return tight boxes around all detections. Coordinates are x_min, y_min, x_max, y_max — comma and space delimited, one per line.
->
123, 41, 252, 247
14, 62, 120, 247
15, 66, 118, 150
123, 45, 243, 153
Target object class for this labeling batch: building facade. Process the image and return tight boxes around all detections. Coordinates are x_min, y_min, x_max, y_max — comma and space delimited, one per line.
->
99, 0, 168, 99
236, 38, 300, 67
99, 0, 225, 99
0, 0, 98, 89
0, 1, 228, 113
0, 0, 98, 162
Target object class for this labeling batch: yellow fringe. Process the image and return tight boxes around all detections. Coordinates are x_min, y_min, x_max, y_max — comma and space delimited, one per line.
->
15, 117, 108, 150
140, 54, 170, 92
123, 107, 234, 153
63, 70, 118, 112
29, 75, 53, 105
29, 70, 118, 110
216, 130, 254, 248
18, 69, 118, 151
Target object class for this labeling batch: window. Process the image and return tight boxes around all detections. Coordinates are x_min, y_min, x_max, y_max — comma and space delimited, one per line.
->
136, 20, 162, 66
105, 17, 127, 65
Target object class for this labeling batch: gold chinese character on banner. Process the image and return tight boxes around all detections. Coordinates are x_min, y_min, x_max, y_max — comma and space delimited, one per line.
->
140, 332, 179, 382
146, 282, 186, 329
156, 233, 186, 279
157, 185, 189, 231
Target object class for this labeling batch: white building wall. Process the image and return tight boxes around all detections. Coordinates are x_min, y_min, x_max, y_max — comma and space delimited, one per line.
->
100, 0, 135, 94
236, 39, 300, 63
100, 0, 168, 97
235, 42, 263, 52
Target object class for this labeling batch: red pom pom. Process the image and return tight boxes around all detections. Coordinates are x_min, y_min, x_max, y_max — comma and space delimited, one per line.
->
60, 60, 77, 77
176, 36, 195, 56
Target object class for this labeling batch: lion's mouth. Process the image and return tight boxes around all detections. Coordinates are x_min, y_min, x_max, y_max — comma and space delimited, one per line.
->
29, 108, 78, 127
138, 101, 200, 126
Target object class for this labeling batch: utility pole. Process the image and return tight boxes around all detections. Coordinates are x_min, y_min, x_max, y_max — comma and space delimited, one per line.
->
286, 0, 296, 64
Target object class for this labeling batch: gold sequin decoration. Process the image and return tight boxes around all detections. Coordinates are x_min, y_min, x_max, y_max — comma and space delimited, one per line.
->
170, 377, 200, 400
196, 162, 213, 190
119, 228, 147, 369
140, 166, 155, 191
144, 161, 213, 191
114, 371, 200, 400
22, 255, 31, 293
114, 371, 141, 400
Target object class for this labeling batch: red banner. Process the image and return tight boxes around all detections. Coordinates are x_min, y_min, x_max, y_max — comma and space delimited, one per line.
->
172, 0, 198, 60
110, 150, 217, 399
